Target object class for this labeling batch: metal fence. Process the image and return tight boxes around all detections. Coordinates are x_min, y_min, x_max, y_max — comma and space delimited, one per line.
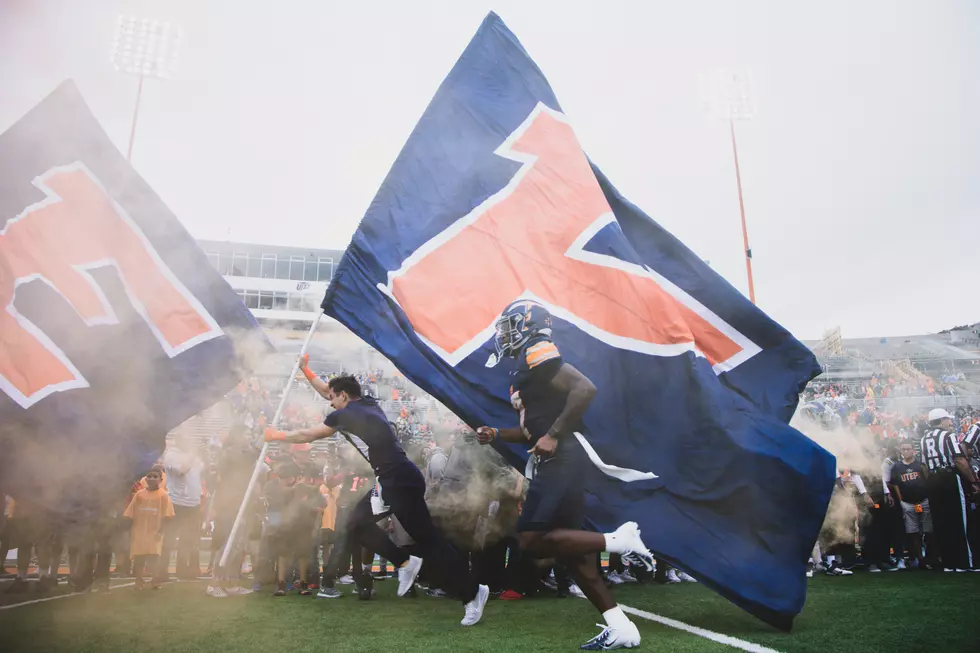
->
810, 394, 980, 415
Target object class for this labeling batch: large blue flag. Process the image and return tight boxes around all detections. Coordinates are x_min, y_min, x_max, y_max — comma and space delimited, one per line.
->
0, 82, 270, 518
323, 13, 834, 629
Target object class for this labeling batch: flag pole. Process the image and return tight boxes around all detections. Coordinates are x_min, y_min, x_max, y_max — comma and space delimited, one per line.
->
729, 117, 756, 304
217, 309, 324, 570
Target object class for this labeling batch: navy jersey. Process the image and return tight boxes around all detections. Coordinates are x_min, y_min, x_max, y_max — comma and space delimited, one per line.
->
889, 460, 928, 504
510, 336, 571, 444
325, 397, 415, 481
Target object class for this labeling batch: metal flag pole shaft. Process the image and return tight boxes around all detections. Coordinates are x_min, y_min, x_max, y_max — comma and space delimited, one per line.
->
729, 118, 756, 304
126, 74, 144, 162
218, 309, 324, 569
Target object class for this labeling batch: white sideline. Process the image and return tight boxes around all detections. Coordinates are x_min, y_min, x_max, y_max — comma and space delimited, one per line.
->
621, 604, 785, 653
0, 582, 136, 610
0, 584, 786, 653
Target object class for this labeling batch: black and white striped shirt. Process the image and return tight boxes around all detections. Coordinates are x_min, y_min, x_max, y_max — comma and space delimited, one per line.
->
920, 429, 963, 472
964, 424, 980, 452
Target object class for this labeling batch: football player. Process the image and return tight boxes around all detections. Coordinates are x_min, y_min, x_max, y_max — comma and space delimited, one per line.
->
477, 299, 654, 650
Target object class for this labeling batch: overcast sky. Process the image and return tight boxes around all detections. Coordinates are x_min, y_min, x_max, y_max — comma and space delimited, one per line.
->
1, 0, 978, 341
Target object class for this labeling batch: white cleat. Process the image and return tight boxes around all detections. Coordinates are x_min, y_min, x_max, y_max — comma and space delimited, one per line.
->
665, 569, 681, 584
222, 586, 253, 595
461, 584, 490, 626
619, 570, 638, 584
581, 621, 641, 650
677, 571, 698, 583
610, 522, 655, 571
397, 556, 423, 597
569, 583, 587, 598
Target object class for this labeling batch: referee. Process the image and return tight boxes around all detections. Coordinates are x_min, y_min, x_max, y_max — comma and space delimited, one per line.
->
964, 422, 980, 563
919, 409, 980, 571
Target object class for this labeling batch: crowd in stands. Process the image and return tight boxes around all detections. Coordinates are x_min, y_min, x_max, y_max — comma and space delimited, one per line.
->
800, 373, 980, 576
806, 371, 968, 403
803, 375, 980, 441
2, 361, 978, 600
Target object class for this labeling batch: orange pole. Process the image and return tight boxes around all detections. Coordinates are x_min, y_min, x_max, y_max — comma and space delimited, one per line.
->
729, 119, 755, 304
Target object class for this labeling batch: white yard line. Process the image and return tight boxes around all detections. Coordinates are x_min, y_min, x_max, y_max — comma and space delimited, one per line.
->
621, 604, 785, 653
0, 578, 203, 611
0, 582, 136, 610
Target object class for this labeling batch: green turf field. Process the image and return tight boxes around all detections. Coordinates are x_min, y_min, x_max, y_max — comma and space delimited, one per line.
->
0, 573, 977, 653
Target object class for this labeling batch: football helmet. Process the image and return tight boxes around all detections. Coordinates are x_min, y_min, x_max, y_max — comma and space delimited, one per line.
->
493, 299, 552, 359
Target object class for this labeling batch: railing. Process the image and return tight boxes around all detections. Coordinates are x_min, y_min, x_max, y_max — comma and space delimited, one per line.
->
808, 394, 980, 414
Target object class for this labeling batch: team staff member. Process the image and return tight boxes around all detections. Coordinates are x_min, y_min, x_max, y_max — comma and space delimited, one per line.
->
889, 441, 935, 569
265, 357, 489, 626
919, 409, 980, 571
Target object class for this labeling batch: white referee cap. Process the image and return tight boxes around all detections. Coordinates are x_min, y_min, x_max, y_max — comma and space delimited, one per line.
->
928, 408, 953, 423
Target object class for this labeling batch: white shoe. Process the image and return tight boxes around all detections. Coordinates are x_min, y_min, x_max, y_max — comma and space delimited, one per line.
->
665, 570, 681, 584
569, 583, 587, 599
223, 586, 253, 596
868, 565, 880, 573
461, 584, 489, 626
205, 585, 228, 598
606, 571, 624, 585
677, 571, 697, 583
619, 570, 638, 584
607, 522, 654, 571
337, 574, 355, 585
580, 621, 641, 650
806, 569, 813, 578
896, 559, 907, 570
397, 556, 423, 597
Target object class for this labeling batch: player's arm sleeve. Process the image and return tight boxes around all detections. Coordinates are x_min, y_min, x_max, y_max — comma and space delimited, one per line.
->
164, 497, 176, 518
525, 341, 563, 379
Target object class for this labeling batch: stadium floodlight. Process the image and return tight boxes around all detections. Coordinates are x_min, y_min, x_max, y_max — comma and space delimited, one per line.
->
701, 69, 758, 304
111, 15, 183, 161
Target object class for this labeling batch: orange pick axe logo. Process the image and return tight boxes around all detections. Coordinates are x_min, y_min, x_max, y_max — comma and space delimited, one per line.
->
0, 163, 223, 408
380, 103, 759, 371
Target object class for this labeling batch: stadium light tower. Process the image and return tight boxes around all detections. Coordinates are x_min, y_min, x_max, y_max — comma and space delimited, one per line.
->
111, 15, 182, 162
702, 70, 758, 304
